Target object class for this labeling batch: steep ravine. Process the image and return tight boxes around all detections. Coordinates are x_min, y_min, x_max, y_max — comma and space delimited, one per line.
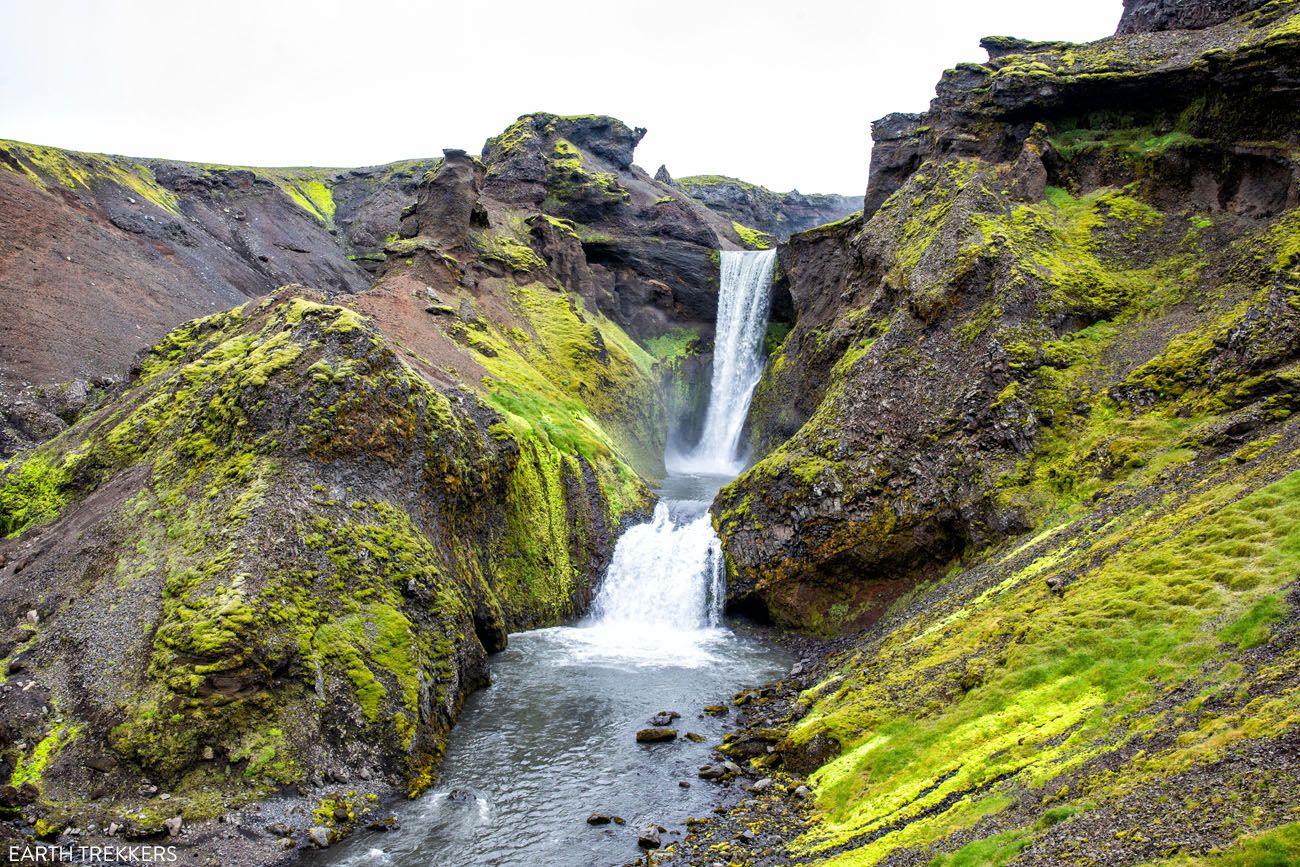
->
0, 1, 1298, 864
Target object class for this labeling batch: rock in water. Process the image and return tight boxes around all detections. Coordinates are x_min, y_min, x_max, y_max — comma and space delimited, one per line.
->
636, 728, 678, 743
649, 711, 681, 726
637, 825, 662, 849
586, 812, 612, 826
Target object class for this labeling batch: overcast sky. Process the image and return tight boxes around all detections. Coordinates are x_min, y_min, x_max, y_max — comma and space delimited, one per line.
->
1, 0, 1122, 195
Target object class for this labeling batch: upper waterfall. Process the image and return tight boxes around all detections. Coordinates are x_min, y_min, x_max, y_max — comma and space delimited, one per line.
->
667, 249, 778, 476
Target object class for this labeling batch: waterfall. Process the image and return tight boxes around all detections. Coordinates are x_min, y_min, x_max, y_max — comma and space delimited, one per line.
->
667, 249, 777, 476
588, 502, 724, 630
579, 248, 775, 660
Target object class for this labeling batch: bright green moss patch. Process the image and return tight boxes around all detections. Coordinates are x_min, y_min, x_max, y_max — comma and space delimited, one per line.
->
1219, 594, 1288, 650
0, 454, 71, 537
792, 467, 1300, 864
732, 221, 776, 250
10, 721, 80, 787
927, 830, 1028, 867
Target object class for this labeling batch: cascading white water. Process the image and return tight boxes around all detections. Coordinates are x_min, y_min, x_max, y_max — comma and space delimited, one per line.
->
572, 249, 776, 663
589, 502, 724, 629
667, 249, 777, 476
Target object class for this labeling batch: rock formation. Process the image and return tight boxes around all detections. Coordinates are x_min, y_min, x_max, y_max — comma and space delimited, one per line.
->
669, 174, 863, 242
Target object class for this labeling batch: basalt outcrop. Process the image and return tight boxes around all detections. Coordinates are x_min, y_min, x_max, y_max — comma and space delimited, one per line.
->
703, 2, 1300, 864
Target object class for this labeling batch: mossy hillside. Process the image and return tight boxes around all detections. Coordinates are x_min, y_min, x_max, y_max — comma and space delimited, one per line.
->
733, 220, 776, 250
446, 276, 668, 483
782, 435, 1300, 866
0, 289, 648, 824
0, 139, 181, 213
720, 153, 1300, 633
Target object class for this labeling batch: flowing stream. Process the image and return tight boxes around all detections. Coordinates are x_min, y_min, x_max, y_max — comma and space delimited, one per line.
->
317, 250, 786, 867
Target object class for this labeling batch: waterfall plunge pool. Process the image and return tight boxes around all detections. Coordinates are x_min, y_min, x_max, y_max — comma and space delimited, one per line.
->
313, 472, 789, 867
317, 251, 787, 865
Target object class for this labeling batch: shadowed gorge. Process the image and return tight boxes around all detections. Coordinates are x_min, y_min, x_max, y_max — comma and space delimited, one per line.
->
1, 1, 1299, 865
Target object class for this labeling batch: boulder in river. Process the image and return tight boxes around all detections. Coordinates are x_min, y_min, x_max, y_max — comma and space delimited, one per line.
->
638, 825, 662, 849
586, 812, 612, 826
636, 727, 678, 743
649, 711, 681, 726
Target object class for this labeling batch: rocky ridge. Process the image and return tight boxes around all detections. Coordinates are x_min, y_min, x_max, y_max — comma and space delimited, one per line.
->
699, 2, 1300, 864
660, 169, 863, 243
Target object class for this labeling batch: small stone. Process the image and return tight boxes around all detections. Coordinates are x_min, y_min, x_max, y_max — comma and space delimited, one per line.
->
636, 728, 678, 743
793, 785, 811, 799
790, 662, 805, 676
679, 781, 690, 788
751, 778, 774, 793
84, 755, 117, 773
163, 816, 183, 837
649, 711, 681, 727
612, 816, 625, 826
279, 838, 296, 850
106, 822, 121, 837
202, 746, 214, 761
138, 785, 158, 797
638, 825, 662, 849
332, 807, 349, 822
25, 610, 38, 627
703, 705, 728, 716
586, 812, 612, 826
685, 732, 706, 743
158, 793, 172, 801
308, 826, 331, 848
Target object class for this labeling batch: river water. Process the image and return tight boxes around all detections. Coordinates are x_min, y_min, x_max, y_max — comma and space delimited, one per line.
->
317, 251, 785, 866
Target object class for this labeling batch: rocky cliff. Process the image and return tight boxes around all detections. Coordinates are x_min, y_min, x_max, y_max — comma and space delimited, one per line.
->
665, 171, 863, 243
702, 2, 1300, 864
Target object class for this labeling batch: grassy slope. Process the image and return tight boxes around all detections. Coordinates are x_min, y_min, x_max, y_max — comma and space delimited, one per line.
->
745, 163, 1300, 862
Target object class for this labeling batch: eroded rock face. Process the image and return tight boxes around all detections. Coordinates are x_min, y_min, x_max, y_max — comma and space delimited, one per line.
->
670, 175, 863, 241
719, 1, 1300, 632
1118, 0, 1274, 33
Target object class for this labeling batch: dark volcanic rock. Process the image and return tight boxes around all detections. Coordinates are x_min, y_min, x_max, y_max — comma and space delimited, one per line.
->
720, 2, 1300, 630
673, 174, 863, 241
1118, 0, 1274, 33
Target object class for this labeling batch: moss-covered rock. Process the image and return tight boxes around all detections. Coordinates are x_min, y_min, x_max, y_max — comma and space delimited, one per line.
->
0, 287, 650, 834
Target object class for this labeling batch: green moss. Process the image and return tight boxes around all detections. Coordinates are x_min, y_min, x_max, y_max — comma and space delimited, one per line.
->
927, 830, 1028, 866
10, 721, 80, 787
732, 221, 776, 250
0, 454, 72, 537
789, 468, 1300, 864
1218, 594, 1287, 650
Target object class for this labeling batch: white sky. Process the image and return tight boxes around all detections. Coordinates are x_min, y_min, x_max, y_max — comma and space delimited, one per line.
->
0, 0, 1122, 195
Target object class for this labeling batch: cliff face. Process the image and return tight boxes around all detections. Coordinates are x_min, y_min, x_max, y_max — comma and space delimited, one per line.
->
667, 173, 863, 242
1119, 0, 1277, 33
708, 3, 1300, 864
726, 0, 1300, 632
